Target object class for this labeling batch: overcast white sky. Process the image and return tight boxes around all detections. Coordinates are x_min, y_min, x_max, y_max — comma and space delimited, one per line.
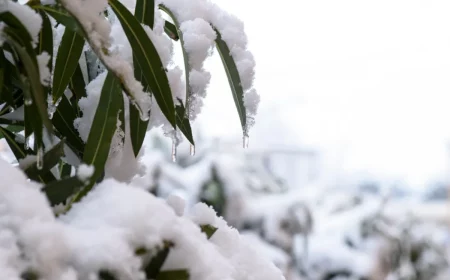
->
191, 0, 450, 188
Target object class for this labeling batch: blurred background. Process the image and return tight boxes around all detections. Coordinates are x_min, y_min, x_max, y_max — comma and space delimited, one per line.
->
5, 0, 450, 279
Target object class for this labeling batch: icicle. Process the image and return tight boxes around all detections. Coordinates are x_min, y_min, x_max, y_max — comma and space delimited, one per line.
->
131, 100, 150, 121
36, 146, 44, 170
24, 97, 33, 106
243, 135, 249, 149
171, 139, 177, 162
190, 144, 195, 156
47, 95, 62, 119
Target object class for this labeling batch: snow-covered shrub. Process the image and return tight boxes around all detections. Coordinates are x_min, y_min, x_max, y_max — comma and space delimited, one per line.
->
0, 0, 260, 202
0, 1, 284, 279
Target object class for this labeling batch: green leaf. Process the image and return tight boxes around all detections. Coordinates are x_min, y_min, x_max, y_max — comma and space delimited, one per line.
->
59, 161, 72, 178
0, 118, 24, 126
129, 103, 148, 156
69, 64, 87, 100
24, 139, 65, 182
214, 30, 247, 134
200, 224, 218, 239
3, 27, 53, 137
52, 94, 85, 155
0, 125, 27, 160
42, 176, 84, 205
52, 28, 85, 103
109, 0, 176, 127
164, 21, 179, 41
0, 125, 24, 139
0, 48, 4, 102
37, 10, 53, 72
0, 12, 33, 52
129, 2, 151, 157
135, 0, 155, 29
73, 71, 122, 202
156, 270, 189, 280
36, 5, 82, 35
158, 6, 190, 113
83, 71, 121, 171
175, 100, 194, 145
118, 93, 125, 147
144, 241, 173, 279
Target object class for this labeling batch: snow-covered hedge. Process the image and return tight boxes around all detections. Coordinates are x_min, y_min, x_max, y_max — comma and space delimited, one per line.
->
0, 0, 283, 279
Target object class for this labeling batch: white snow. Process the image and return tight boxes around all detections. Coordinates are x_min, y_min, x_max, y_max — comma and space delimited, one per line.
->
18, 154, 37, 170
59, 0, 152, 121
37, 51, 51, 86
0, 156, 286, 280
76, 164, 94, 182
0, 0, 42, 47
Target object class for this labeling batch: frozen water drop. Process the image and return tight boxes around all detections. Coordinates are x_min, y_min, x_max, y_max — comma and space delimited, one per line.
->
171, 140, 177, 163
243, 135, 249, 149
190, 144, 195, 156
47, 96, 62, 119
132, 100, 150, 121
36, 147, 44, 170
25, 97, 33, 106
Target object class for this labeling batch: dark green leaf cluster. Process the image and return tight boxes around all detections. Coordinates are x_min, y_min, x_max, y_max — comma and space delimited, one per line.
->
0, 0, 249, 213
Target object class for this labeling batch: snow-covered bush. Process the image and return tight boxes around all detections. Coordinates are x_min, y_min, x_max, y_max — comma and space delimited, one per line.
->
0, 0, 285, 279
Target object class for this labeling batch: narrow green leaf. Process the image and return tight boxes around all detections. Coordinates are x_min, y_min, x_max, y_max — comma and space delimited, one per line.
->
156, 270, 189, 280
69, 64, 87, 100
144, 241, 173, 279
175, 100, 194, 145
83, 71, 122, 170
0, 48, 4, 101
0, 126, 54, 182
214, 30, 247, 134
0, 118, 24, 126
0, 12, 33, 52
129, 103, 148, 156
52, 28, 85, 103
59, 161, 72, 178
37, 10, 54, 72
0, 126, 27, 159
164, 21, 179, 41
118, 93, 125, 147
3, 27, 53, 135
158, 6, 190, 112
109, 0, 176, 127
200, 224, 218, 239
73, 72, 122, 202
2, 59, 22, 108
24, 139, 65, 182
135, 0, 155, 29
52, 94, 85, 154
42, 176, 84, 205
129, 4, 150, 157
24, 105, 33, 149
36, 5, 82, 35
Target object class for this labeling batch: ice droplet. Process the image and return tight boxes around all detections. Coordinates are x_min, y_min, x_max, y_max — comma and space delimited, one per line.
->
47, 96, 62, 119
190, 144, 195, 156
25, 97, 33, 106
171, 140, 177, 162
25, 135, 33, 150
36, 147, 44, 170
243, 135, 249, 149
132, 100, 150, 121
